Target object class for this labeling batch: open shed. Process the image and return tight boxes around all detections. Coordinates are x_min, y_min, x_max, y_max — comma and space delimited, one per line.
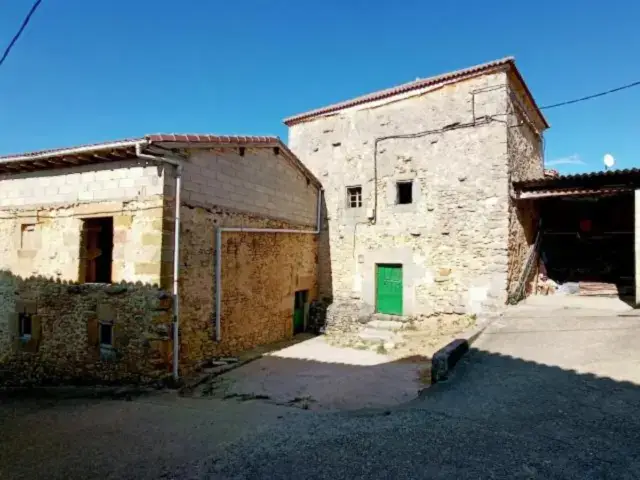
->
513, 168, 640, 305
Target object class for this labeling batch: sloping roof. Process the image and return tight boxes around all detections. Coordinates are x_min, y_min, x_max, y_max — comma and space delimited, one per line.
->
284, 57, 548, 128
513, 168, 640, 199
514, 168, 640, 189
0, 134, 321, 187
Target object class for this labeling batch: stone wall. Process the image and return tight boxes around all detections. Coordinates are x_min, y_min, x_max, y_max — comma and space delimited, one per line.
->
0, 196, 173, 384
506, 81, 545, 295
289, 72, 513, 319
0, 160, 165, 208
178, 203, 318, 372
0, 274, 172, 385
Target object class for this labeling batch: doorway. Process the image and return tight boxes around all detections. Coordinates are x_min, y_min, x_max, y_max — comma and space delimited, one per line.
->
376, 264, 403, 315
293, 290, 309, 334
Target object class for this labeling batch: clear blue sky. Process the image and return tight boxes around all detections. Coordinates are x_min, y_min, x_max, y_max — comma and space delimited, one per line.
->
1, 0, 639, 174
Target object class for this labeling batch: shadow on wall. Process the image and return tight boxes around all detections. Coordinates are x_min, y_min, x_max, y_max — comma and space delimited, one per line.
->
309, 195, 333, 332
0, 269, 173, 387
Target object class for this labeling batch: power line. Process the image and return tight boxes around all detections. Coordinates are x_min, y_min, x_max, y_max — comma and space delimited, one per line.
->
0, 0, 43, 70
540, 79, 640, 110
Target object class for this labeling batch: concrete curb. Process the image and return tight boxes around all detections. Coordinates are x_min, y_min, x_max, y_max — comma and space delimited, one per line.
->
430, 317, 494, 384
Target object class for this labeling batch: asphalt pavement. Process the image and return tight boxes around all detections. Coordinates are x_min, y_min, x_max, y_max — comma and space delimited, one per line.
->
2, 306, 639, 479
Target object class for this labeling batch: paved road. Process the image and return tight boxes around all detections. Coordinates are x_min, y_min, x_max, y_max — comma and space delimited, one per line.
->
2, 309, 640, 479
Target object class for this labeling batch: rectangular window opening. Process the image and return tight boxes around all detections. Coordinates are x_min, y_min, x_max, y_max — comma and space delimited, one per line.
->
19, 313, 32, 338
81, 217, 113, 284
346, 186, 363, 208
20, 224, 36, 249
99, 323, 113, 347
396, 181, 413, 205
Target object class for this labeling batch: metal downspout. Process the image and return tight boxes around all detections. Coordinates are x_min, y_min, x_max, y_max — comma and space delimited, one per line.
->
135, 142, 183, 381
214, 189, 323, 342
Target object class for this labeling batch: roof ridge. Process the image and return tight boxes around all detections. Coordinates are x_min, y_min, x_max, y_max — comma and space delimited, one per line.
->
283, 56, 547, 126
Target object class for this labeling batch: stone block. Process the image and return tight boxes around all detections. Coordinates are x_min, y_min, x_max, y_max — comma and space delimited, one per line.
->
151, 310, 172, 324
114, 215, 133, 228
96, 303, 115, 322
142, 233, 163, 247
135, 262, 160, 276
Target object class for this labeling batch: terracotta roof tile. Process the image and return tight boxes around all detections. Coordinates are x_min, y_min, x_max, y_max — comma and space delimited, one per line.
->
284, 56, 548, 128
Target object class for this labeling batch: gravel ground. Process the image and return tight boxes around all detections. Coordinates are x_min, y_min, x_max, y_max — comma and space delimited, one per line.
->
2, 309, 639, 479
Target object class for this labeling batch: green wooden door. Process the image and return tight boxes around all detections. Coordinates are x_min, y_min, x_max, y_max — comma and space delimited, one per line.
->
293, 290, 308, 334
376, 264, 403, 315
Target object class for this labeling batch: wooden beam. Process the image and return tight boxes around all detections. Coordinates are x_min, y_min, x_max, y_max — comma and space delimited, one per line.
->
59, 156, 80, 165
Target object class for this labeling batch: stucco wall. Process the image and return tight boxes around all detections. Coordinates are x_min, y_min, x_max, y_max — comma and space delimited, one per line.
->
179, 148, 318, 226
289, 72, 512, 318
178, 204, 318, 371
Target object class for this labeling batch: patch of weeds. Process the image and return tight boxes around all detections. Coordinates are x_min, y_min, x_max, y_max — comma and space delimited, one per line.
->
355, 343, 369, 350
404, 322, 418, 331
376, 343, 387, 355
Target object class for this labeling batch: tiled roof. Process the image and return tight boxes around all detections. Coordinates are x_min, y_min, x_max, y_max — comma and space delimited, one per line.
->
0, 134, 283, 160
284, 57, 548, 128
0, 134, 321, 186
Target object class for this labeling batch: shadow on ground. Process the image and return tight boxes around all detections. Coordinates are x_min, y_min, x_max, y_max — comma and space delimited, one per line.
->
205, 345, 640, 479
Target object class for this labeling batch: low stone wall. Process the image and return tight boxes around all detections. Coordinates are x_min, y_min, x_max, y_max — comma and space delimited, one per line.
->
0, 272, 173, 386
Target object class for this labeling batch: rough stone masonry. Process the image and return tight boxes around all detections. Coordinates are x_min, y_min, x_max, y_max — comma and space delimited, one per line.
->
287, 61, 547, 330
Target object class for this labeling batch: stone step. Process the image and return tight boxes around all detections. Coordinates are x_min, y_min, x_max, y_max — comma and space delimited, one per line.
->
366, 319, 405, 331
370, 313, 412, 323
357, 328, 402, 344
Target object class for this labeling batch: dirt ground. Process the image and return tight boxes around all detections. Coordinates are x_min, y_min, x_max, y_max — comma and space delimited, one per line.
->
193, 315, 477, 411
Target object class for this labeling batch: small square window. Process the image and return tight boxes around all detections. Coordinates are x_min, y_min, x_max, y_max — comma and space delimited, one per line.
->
19, 313, 32, 338
99, 323, 113, 347
346, 186, 362, 208
396, 181, 413, 205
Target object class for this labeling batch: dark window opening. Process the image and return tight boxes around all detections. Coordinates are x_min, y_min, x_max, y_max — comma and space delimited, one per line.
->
19, 313, 32, 337
81, 218, 113, 283
347, 186, 362, 208
397, 181, 413, 205
99, 323, 113, 346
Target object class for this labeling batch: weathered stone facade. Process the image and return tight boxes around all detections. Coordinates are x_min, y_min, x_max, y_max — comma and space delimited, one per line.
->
0, 142, 320, 384
0, 162, 173, 384
288, 64, 547, 327
506, 73, 546, 296
178, 204, 317, 372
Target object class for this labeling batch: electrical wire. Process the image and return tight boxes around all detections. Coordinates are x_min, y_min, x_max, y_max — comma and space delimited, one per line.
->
540, 79, 640, 110
0, 0, 43, 70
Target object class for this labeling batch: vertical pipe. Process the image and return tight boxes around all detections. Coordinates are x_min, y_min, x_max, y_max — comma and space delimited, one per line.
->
215, 227, 222, 341
172, 166, 182, 381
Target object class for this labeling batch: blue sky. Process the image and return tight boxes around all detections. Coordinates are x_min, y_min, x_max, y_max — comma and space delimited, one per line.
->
0, 0, 638, 174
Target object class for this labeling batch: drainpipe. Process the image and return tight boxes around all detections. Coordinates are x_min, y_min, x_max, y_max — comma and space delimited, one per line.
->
214, 189, 323, 342
135, 142, 183, 381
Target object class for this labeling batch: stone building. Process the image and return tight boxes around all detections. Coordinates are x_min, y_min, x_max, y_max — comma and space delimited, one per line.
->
285, 57, 548, 327
0, 134, 321, 384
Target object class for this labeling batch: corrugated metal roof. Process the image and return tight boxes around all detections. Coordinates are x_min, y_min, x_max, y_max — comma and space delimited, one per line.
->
283, 56, 549, 128
516, 187, 633, 200
514, 168, 640, 189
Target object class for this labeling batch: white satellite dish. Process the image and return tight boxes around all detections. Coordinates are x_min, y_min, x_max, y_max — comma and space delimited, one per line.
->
604, 153, 615, 170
